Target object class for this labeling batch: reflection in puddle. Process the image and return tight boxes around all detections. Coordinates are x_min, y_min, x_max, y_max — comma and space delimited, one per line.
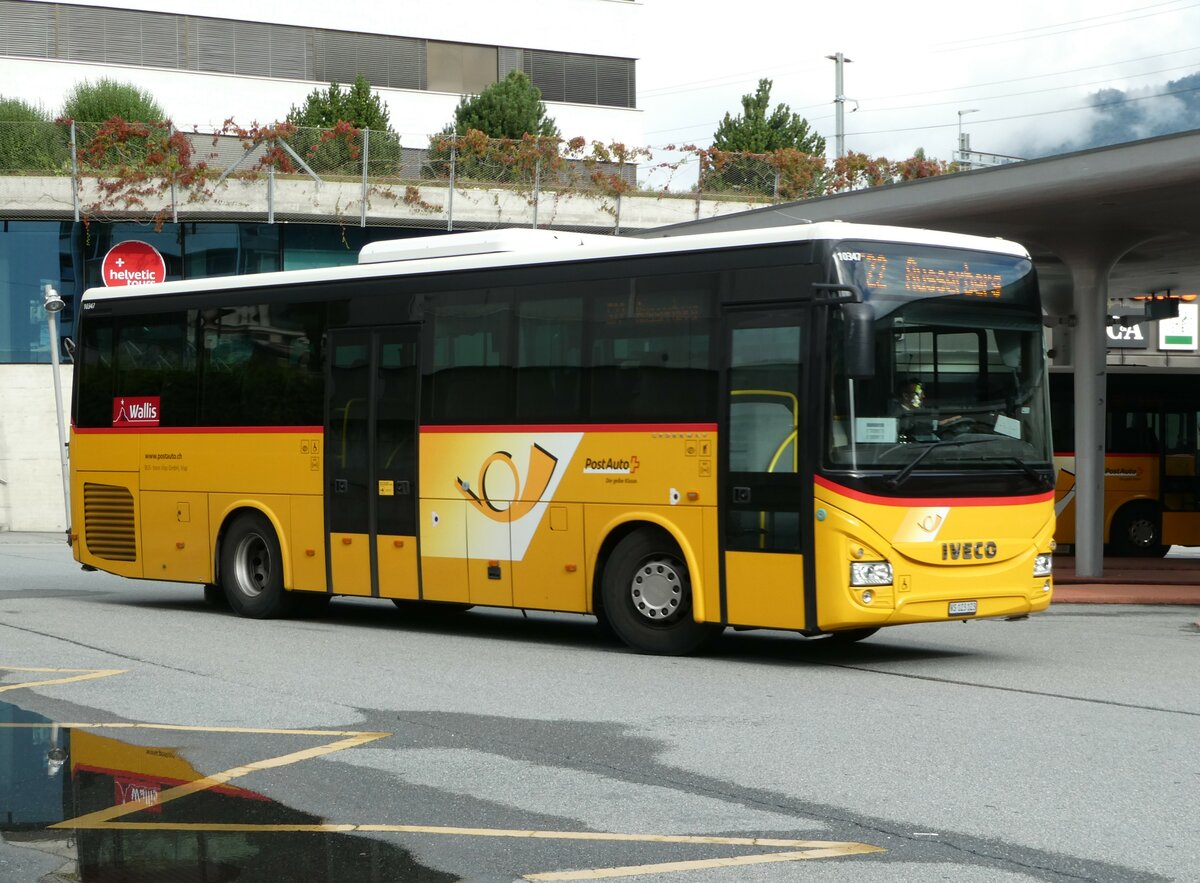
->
1, 701, 455, 882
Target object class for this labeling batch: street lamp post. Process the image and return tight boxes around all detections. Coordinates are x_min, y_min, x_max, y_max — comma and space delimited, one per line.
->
42, 283, 71, 538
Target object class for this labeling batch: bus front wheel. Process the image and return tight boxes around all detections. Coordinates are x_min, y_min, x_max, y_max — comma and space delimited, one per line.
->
1109, 502, 1168, 557
601, 529, 721, 656
220, 512, 293, 618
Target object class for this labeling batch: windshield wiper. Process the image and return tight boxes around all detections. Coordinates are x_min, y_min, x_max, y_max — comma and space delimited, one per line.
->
990, 455, 1054, 490
887, 436, 1027, 490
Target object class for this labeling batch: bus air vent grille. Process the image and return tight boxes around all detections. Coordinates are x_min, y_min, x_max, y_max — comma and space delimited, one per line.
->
83, 483, 137, 562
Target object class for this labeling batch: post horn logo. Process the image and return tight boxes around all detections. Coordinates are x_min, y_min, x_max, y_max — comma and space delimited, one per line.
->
457, 444, 558, 522
918, 514, 943, 533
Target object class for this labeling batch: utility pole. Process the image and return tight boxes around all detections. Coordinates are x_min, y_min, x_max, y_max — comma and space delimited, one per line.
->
826, 52, 853, 158
957, 108, 979, 158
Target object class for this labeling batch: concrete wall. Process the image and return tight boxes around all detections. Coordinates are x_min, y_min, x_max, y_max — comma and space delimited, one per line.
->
0, 364, 71, 533
0, 175, 761, 233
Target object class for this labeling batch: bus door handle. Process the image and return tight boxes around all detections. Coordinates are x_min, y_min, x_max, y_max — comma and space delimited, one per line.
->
334, 479, 348, 494
396, 480, 411, 496
733, 486, 751, 504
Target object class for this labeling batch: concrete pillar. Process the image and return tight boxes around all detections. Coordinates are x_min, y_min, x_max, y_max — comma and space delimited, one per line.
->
1069, 258, 1114, 578
1050, 234, 1152, 577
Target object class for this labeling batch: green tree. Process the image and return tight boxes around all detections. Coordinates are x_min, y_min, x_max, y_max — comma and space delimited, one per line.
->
287, 74, 393, 130
705, 79, 826, 198
61, 78, 165, 123
449, 70, 559, 140
286, 74, 401, 176
426, 72, 559, 183
712, 79, 824, 154
0, 96, 64, 172
61, 80, 168, 171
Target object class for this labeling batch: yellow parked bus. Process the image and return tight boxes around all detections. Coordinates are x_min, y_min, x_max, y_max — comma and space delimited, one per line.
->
69, 223, 1056, 654
1051, 367, 1200, 556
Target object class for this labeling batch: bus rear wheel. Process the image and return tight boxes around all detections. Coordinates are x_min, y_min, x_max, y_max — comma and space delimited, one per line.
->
220, 512, 293, 618
601, 529, 721, 656
1110, 502, 1168, 557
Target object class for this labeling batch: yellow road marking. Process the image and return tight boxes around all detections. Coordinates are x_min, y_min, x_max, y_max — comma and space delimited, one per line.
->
0, 722, 382, 737
358, 828, 859, 849
68, 820, 883, 872
0, 666, 126, 693
57, 819, 878, 855
525, 845, 886, 880
52, 729, 390, 829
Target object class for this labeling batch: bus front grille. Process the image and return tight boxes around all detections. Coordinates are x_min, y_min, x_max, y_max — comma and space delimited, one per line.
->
83, 483, 137, 562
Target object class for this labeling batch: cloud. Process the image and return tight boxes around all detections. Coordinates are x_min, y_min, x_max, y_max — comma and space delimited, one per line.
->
1024, 70, 1200, 157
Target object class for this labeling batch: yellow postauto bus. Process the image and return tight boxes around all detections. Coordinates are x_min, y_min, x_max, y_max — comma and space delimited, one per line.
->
69, 223, 1056, 654
1050, 367, 1200, 556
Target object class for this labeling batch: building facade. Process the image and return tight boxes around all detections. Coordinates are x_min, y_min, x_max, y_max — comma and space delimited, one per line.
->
0, 0, 645, 531
0, 0, 642, 143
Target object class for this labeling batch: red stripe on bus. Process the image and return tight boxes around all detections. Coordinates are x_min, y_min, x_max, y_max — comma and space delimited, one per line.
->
74, 423, 718, 435
419, 423, 719, 433
814, 474, 1054, 507
73, 426, 323, 434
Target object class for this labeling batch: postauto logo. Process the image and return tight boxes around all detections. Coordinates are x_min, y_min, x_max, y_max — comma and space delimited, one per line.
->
456, 444, 558, 522
582, 455, 639, 475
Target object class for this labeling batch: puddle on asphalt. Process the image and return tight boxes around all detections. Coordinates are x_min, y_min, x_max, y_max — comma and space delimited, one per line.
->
1, 700, 455, 882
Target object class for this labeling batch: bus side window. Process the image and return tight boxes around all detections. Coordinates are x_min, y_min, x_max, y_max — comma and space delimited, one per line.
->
114, 311, 198, 426
77, 316, 115, 428
425, 293, 514, 423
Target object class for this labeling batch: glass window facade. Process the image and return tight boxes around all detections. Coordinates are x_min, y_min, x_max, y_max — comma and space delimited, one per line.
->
0, 221, 432, 363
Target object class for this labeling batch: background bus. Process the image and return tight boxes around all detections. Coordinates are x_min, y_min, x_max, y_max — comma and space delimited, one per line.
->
1050, 367, 1200, 556
70, 223, 1056, 654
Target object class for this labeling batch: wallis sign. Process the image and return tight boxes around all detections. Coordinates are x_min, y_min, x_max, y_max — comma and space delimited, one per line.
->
101, 240, 166, 286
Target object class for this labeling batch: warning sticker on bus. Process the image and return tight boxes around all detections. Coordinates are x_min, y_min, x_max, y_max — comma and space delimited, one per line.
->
113, 396, 161, 427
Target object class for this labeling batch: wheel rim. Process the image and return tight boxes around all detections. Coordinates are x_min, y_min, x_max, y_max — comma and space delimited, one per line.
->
1128, 517, 1157, 548
629, 556, 684, 622
232, 533, 272, 598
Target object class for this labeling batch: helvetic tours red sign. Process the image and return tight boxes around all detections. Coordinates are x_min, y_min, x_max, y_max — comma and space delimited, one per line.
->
101, 240, 166, 286
113, 396, 160, 427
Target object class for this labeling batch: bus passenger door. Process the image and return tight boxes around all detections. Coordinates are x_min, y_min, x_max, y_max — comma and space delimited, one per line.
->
326, 327, 420, 598
721, 311, 812, 630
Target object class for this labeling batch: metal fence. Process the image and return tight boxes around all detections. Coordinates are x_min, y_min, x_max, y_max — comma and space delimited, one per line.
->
0, 120, 820, 235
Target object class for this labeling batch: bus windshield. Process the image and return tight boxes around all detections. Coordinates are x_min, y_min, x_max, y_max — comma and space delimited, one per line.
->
827, 242, 1052, 484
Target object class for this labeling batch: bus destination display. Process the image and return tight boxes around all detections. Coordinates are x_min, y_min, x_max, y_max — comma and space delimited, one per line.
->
836, 244, 1030, 301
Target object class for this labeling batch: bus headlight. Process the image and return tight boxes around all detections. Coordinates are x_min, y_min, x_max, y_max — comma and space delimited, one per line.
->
850, 561, 893, 586
1033, 554, 1053, 578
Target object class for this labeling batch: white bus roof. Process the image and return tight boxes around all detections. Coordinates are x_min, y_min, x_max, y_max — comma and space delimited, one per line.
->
80, 222, 1031, 303
357, 228, 620, 264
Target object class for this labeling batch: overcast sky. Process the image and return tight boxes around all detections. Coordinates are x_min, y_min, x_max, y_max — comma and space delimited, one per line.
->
635, 0, 1200, 164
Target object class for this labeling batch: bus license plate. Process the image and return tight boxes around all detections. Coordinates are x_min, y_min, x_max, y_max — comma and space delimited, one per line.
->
948, 600, 978, 616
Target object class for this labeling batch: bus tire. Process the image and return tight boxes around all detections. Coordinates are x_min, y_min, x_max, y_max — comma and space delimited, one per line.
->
601, 529, 721, 656
220, 512, 293, 619
1110, 502, 1168, 557
202, 583, 228, 608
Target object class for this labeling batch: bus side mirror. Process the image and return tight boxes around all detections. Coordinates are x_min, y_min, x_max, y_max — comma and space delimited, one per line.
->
841, 302, 875, 379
